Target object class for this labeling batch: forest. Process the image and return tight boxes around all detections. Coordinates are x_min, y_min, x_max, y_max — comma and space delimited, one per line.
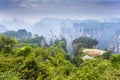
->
0, 35, 120, 80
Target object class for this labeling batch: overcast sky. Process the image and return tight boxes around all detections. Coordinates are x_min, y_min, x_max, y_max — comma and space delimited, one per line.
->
0, 0, 120, 22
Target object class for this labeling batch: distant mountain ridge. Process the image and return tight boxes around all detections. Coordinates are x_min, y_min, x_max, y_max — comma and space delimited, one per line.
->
0, 24, 7, 33
0, 18, 32, 31
1, 18, 120, 53
0, 29, 32, 39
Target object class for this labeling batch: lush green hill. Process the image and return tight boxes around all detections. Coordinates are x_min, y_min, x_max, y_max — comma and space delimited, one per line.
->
0, 36, 120, 80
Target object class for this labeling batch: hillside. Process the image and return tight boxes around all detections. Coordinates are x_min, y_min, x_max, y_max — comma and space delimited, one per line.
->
0, 36, 120, 80
1, 18, 120, 53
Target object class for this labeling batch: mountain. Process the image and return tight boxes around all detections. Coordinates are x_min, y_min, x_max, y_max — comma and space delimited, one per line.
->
0, 24, 7, 33
108, 30, 120, 53
0, 18, 32, 31
1, 18, 120, 53
60, 20, 120, 53
72, 22, 120, 49
31, 18, 120, 53
32, 18, 79, 42
104, 18, 120, 23
1, 29, 32, 39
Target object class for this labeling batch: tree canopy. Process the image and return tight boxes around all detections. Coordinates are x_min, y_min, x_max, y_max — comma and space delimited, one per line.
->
72, 37, 98, 56
0, 36, 120, 80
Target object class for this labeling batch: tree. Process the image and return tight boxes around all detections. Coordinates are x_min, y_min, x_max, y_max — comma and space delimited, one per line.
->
18, 36, 47, 47
73, 48, 85, 67
20, 58, 39, 80
0, 36, 17, 53
77, 59, 110, 80
55, 38, 67, 52
1, 31, 16, 38
110, 54, 120, 69
17, 46, 32, 57
72, 37, 98, 56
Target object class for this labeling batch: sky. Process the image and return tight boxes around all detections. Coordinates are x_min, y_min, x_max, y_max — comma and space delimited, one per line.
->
0, 0, 120, 22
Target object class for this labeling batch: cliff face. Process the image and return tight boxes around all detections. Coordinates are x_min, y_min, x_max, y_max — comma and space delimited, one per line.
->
108, 31, 120, 53
74, 22, 120, 48
1, 29, 32, 39
16, 29, 28, 39
60, 22, 120, 53
1, 18, 120, 53
16, 29, 33, 39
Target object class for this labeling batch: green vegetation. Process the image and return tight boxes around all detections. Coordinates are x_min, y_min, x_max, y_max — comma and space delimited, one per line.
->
73, 37, 98, 49
18, 36, 47, 47
0, 36, 120, 80
0, 36, 17, 53
72, 37, 98, 56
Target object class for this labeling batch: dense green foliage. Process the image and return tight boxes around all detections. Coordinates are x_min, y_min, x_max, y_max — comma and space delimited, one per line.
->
55, 38, 67, 52
18, 36, 47, 47
0, 36, 17, 53
0, 36, 120, 80
73, 37, 98, 48
72, 37, 98, 56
